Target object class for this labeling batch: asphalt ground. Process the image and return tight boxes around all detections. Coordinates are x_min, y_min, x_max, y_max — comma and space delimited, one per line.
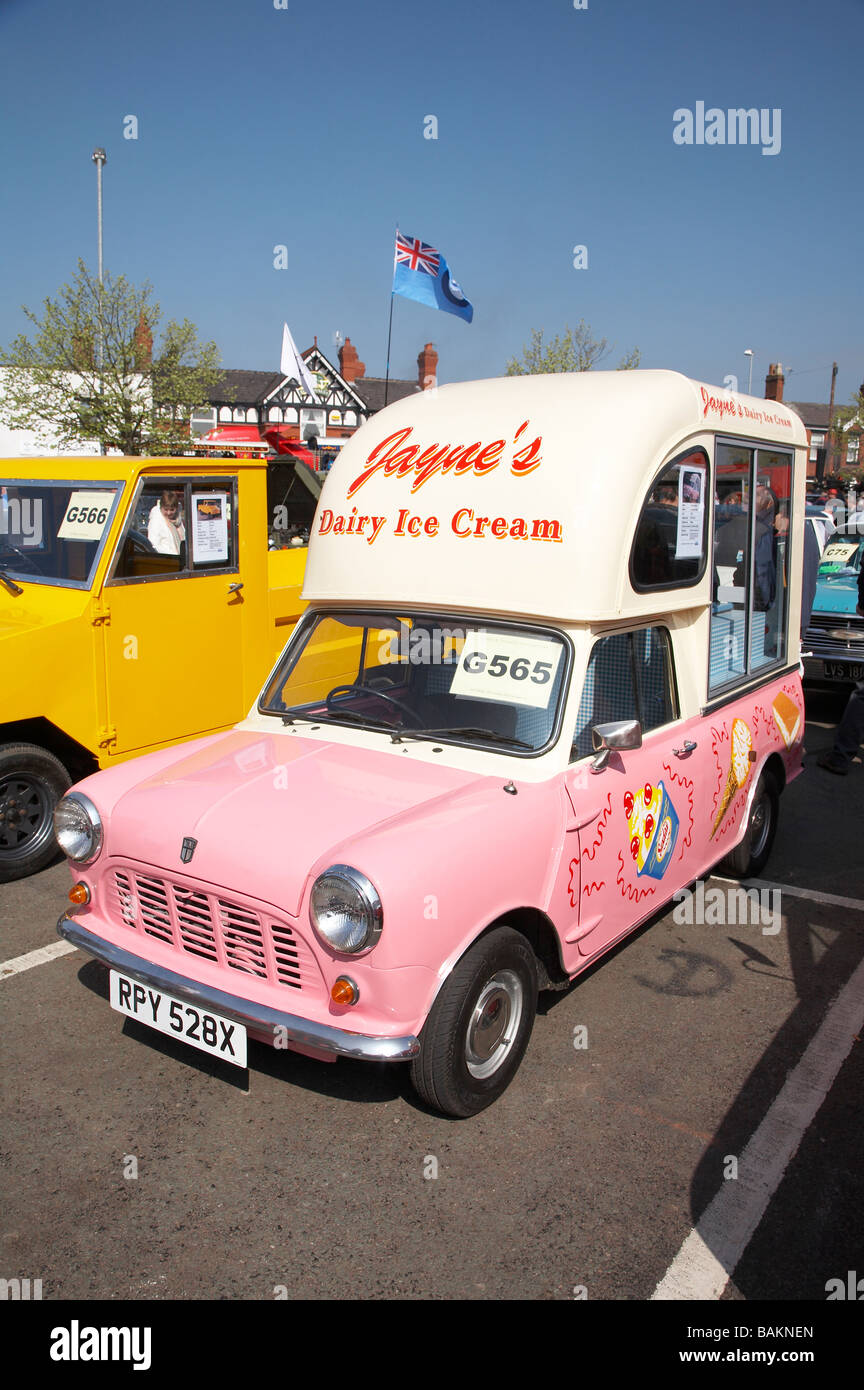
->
1, 686, 862, 1326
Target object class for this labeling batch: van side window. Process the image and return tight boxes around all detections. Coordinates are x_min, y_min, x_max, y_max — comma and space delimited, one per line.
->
572, 627, 677, 760
709, 444, 792, 692
630, 449, 709, 590
110, 479, 236, 582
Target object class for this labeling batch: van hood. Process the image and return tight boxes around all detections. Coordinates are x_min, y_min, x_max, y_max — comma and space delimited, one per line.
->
96, 729, 496, 916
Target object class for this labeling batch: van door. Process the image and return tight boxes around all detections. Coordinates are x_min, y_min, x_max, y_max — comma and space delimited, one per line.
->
102, 476, 245, 755
557, 626, 707, 968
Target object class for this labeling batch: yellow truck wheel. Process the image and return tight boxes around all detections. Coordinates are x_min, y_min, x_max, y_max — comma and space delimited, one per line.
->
0, 743, 71, 883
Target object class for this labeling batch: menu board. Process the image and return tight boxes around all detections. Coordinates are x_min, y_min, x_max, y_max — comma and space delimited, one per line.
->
676, 465, 706, 559
191, 492, 229, 564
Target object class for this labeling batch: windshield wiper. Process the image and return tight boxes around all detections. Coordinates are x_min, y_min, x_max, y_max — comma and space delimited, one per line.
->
0, 570, 23, 596
281, 711, 396, 731
390, 726, 533, 749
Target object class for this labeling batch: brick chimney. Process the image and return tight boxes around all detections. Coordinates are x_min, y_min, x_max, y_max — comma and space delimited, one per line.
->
133, 313, 153, 371
418, 342, 438, 390
339, 337, 365, 382
764, 363, 784, 402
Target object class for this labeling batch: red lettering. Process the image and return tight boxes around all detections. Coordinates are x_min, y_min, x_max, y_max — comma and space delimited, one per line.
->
473, 440, 505, 474
511, 435, 542, 475
452, 508, 472, 537
347, 422, 543, 495
347, 427, 414, 496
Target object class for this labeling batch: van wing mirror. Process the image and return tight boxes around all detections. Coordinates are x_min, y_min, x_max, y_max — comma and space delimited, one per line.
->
590, 719, 642, 773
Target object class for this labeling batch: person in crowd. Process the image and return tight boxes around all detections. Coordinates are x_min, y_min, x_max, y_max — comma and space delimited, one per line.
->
800, 512, 821, 637
715, 492, 776, 611
147, 489, 185, 555
824, 488, 846, 527
817, 563, 864, 775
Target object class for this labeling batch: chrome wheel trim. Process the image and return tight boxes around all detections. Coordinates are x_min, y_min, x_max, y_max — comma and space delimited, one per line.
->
465, 969, 524, 1080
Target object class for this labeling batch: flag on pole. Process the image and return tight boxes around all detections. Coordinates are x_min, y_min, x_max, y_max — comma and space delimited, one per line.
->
280, 322, 319, 402
392, 232, 473, 323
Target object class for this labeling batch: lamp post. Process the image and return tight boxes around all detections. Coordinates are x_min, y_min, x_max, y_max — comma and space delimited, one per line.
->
91, 148, 107, 454
744, 349, 754, 395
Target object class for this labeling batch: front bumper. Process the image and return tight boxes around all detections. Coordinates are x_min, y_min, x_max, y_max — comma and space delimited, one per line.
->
57, 915, 421, 1063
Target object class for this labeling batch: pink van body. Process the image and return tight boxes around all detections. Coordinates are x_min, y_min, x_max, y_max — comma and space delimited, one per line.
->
57, 371, 808, 1114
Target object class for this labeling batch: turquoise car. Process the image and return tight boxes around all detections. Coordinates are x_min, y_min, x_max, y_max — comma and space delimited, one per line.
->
803, 529, 864, 685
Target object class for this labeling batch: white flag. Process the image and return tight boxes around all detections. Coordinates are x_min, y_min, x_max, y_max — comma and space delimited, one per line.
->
280, 322, 319, 403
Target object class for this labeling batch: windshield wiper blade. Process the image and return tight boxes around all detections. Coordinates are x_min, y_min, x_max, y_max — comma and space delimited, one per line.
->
0, 570, 23, 596
281, 710, 396, 731
391, 726, 533, 749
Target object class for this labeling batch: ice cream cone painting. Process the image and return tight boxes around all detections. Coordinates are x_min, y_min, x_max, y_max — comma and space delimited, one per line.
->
711, 717, 756, 837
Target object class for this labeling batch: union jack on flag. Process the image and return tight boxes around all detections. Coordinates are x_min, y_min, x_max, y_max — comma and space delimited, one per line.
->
395, 233, 440, 276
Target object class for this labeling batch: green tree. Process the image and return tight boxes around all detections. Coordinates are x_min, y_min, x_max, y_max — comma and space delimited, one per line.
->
825, 385, 864, 480
506, 321, 641, 375
0, 259, 221, 455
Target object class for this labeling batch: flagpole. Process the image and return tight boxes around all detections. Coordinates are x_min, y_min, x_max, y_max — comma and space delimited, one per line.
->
384, 225, 399, 408
383, 292, 395, 408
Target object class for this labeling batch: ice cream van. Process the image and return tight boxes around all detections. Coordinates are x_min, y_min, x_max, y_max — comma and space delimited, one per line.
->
56, 371, 807, 1117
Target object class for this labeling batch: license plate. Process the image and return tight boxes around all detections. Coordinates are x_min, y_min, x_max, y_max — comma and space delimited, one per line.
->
109, 970, 247, 1067
824, 661, 864, 680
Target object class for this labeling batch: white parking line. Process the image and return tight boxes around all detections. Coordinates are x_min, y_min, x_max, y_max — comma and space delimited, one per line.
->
714, 876, 864, 914
652, 952, 864, 1300
0, 940, 77, 980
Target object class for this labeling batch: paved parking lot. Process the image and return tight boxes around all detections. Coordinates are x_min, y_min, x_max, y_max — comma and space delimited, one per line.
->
2, 688, 862, 1303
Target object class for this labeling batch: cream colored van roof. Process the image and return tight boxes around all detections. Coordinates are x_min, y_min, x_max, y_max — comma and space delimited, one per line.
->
302, 369, 807, 622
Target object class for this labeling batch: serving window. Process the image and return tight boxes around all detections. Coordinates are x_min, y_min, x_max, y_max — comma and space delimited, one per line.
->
709, 442, 792, 693
630, 448, 710, 591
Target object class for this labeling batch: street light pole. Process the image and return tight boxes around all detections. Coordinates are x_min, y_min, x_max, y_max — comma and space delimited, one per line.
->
744, 348, 754, 395
91, 148, 107, 454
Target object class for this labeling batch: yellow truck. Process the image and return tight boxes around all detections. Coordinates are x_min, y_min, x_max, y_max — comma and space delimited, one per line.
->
0, 455, 311, 880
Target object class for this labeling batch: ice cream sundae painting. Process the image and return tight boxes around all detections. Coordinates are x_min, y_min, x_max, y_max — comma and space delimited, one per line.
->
623, 779, 679, 881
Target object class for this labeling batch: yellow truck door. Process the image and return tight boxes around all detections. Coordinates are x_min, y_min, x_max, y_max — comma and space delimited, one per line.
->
101, 474, 246, 755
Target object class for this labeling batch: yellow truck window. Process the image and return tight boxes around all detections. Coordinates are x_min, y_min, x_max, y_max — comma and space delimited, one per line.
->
110, 479, 236, 582
0, 480, 122, 589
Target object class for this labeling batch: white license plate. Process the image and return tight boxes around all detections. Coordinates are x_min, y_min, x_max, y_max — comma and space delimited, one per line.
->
825, 661, 864, 680
109, 970, 247, 1068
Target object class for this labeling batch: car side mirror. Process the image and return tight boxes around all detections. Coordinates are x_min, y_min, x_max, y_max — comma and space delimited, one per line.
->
590, 719, 642, 773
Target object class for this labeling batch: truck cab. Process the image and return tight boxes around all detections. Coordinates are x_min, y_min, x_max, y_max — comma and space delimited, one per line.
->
0, 457, 309, 880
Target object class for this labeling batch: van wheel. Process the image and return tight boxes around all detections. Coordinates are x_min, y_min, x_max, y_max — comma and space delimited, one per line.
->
719, 770, 779, 879
410, 927, 538, 1118
0, 743, 71, 882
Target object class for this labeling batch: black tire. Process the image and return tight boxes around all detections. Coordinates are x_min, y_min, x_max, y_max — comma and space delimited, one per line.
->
410, 926, 538, 1118
719, 769, 779, 879
0, 743, 71, 883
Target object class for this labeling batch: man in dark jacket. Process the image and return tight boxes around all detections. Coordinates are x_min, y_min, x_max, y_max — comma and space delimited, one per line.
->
817, 563, 864, 775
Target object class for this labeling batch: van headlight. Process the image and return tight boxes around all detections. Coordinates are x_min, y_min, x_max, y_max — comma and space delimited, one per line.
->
53, 792, 103, 864
309, 865, 382, 954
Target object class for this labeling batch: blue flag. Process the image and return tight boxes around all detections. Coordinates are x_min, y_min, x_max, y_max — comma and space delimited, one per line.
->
392, 232, 473, 323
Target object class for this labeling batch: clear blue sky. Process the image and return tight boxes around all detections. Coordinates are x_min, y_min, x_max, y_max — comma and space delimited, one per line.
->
1, 0, 861, 404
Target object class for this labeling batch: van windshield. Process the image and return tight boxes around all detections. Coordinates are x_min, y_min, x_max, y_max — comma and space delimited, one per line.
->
0, 481, 122, 590
260, 610, 570, 755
